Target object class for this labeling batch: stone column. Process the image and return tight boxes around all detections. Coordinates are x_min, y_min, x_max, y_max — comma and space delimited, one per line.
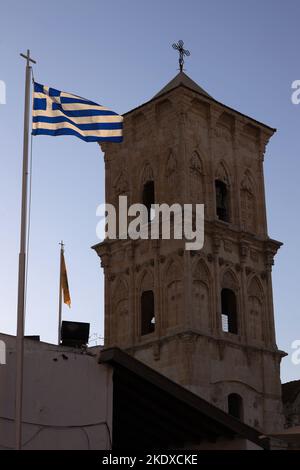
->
212, 235, 221, 335
264, 247, 277, 348
239, 241, 249, 341
257, 132, 271, 238
233, 121, 243, 227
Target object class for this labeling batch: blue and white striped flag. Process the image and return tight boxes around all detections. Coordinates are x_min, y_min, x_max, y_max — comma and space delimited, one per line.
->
32, 82, 123, 143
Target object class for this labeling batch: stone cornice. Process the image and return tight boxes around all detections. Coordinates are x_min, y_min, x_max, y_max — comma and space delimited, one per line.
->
123, 328, 287, 358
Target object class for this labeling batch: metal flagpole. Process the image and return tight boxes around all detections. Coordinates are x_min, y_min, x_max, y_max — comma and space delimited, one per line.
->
58, 241, 64, 345
15, 50, 36, 450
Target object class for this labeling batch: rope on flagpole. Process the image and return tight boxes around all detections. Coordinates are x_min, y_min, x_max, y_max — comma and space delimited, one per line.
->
24, 67, 36, 321
24, 133, 34, 321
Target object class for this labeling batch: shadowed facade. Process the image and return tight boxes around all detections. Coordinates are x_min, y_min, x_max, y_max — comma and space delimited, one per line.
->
93, 71, 286, 434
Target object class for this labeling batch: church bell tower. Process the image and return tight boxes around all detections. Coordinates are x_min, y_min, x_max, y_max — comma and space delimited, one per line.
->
93, 67, 285, 433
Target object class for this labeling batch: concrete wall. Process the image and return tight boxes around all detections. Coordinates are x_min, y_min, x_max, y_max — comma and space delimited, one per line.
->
0, 334, 113, 450
284, 393, 300, 428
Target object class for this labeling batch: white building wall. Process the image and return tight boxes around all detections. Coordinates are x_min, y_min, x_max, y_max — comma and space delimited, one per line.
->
0, 334, 113, 450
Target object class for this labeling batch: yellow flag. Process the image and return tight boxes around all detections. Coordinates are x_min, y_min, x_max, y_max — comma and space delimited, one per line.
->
61, 251, 71, 308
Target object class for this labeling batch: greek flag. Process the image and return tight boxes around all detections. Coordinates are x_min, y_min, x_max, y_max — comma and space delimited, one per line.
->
32, 82, 123, 142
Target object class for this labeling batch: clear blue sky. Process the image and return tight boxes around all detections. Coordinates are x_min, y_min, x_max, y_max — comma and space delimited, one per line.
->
0, 0, 299, 383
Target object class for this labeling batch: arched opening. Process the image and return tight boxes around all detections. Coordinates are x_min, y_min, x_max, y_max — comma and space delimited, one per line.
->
221, 288, 238, 334
228, 393, 243, 420
215, 180, 229, 222
142, 180, 155, 222
141, 290, 155, 335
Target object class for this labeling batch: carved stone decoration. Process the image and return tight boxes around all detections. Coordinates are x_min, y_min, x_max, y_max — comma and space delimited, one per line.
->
239, 243, 249, 262
213, 236, 221, 255
224, 240, 233, 253
155, 99, 176, 144
141, 162, 154, 184
100, 253, 111, 270
140, 269, 154, 292
214, 125, 231, 159
165, 260, 183, 329
189, 151, 204, 203
114, 170, 129, 197
112, 277, 129, 345
248, 275, 263, 298
250, 249, 259, 262
265, 251, 275, 271
238, 136, 257, 153
207, 253, 214, 263
190, 150, 203, 176
165, 149, 177, 178
259, 133, 271, 162
132, 111, 151, 142
222, 270, 239, 291
165, 150, 177, 196
241, 171, 256, 233
181, 333, 197, 386
248, 277, 264, 343
215, 160, 230, 186
260, 271, 267, 280
245, 266, 252, 276
192, 260, 210, 332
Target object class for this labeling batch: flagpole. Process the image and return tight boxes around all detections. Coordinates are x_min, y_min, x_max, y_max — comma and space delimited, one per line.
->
16, 50, 36, 450
58, 241, 64, 345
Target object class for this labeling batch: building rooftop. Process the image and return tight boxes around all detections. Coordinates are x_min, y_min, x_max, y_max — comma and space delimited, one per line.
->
282, 380, 300, 404
123, 71, 276, 133
153, 71, 212, 99
100, 347, 269, 450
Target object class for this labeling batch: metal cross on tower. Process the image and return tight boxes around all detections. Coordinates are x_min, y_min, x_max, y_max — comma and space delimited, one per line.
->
172, 40, 190, 72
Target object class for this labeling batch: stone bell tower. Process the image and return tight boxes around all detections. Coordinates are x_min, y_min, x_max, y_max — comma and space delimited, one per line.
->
93, 70, 286, 433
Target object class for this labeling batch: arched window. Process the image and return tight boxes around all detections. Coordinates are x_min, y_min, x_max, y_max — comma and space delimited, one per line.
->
221, 288, 238, 334
228, 393, 243, 420
142, 180, 155, 222
141, 290, 155, 335
215, 180, 229, 222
